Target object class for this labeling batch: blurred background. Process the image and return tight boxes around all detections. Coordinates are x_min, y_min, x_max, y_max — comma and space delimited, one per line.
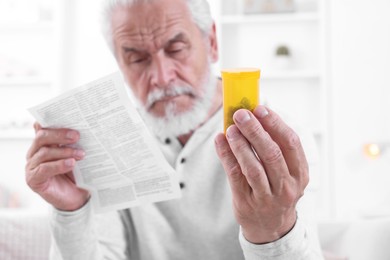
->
0, 0, 389, 258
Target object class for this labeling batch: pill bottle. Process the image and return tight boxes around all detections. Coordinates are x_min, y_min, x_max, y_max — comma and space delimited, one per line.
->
221, 68, 261, 133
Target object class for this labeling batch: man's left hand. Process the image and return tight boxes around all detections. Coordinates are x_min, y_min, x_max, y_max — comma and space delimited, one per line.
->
214, 105, 309, 244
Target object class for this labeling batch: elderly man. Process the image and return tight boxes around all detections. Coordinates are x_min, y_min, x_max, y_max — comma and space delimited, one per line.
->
25, 0, 324, 259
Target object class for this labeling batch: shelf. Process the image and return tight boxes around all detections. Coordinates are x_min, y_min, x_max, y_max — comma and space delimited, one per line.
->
220, 12, 319, 25
261, 69, 320, 80
0, 77, 52, 87
312, 129, 324, 137
0, 129, 34, 140
0, 21, 54, 32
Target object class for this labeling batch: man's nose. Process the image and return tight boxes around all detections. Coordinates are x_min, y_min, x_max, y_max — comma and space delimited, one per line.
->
150, 52, 175, 88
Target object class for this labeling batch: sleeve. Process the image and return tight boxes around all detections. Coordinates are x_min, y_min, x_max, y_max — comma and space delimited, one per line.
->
49, 201, 129, 260
239, 213, 323, 260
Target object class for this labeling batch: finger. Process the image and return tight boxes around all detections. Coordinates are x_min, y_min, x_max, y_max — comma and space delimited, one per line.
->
233, 109, 291, 193
224, 126, 271, 196
214, 133, 250, 200
253, 106, 309, 188
26, 158, 76, 188
26, 128, 80, 160
33, 122, 42, 133
28, 146, 85, 170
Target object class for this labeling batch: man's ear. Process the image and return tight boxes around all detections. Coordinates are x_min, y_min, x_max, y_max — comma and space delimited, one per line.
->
208, 22, 219, 63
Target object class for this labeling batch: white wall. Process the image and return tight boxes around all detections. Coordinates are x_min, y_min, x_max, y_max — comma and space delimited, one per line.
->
329, 0, 390, 218
58, 0, 118, 90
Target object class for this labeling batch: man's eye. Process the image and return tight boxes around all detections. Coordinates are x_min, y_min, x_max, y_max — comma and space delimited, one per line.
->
167, 42, 186, 54
132, 58, 145, 63
129, 54, 149, 64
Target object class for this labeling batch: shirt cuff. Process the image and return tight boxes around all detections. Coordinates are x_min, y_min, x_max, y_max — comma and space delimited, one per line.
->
239, 218, 307, 259
51, 200, 95, 252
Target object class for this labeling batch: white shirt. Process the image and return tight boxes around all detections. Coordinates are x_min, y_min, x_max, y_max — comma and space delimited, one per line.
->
50, 108, 324, 260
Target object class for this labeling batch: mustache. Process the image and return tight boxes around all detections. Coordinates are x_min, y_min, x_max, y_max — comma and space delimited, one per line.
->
146, 84, 196, 109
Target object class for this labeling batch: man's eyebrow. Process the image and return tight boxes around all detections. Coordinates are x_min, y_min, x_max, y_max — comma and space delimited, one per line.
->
167, 33, 187, 45
122, 47, 140, 53
121, 33, 187, 53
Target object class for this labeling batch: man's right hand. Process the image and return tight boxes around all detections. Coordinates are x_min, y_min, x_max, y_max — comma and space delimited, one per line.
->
25, 123, 90, 211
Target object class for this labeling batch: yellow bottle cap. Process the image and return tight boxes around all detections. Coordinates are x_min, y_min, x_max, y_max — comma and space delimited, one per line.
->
221, 68, 260, 79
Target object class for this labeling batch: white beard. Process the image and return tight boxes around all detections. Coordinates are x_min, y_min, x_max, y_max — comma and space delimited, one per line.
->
135, 67, 217, 138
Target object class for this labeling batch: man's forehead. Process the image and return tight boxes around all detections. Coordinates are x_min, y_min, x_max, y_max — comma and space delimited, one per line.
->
115, 21, 190, 50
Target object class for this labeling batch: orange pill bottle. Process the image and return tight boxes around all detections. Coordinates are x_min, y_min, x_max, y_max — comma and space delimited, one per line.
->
221, 68, 261, 133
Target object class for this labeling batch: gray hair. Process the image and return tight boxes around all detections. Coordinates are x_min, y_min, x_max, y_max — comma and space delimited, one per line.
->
100, 0, 214, 52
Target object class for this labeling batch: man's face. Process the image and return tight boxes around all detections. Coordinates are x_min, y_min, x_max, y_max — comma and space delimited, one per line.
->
111, 0, 218, 119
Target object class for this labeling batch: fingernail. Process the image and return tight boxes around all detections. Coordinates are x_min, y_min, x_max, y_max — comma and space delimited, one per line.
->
254, 106, 269, 119
74, 149, 85, 159
226, 125, 240, 140
66, 131, 77, 140
64, 158, 75, 167
234, 110, 251, 123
